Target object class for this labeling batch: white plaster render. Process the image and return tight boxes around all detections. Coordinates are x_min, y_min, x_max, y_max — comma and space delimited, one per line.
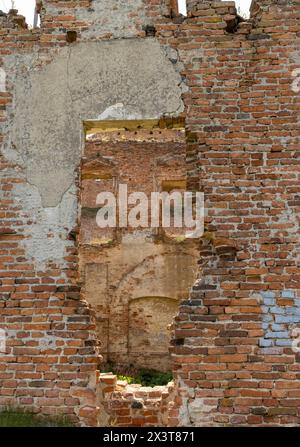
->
1, 39, 184, 268
0, 68, 6, 92
43, 0, 147, 40
13, 182, 78, 268
6, 40, 183, 207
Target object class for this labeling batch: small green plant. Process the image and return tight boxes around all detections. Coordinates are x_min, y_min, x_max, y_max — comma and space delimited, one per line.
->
0, 409, 74, 427
102, 363, 173, 387
116, 374, 135, 384
134, 369, 173, 387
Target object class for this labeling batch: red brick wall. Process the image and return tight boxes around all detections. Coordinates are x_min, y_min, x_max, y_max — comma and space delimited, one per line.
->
98, 373, 174, 427
0, 0, 300, 427
0, 1, 182, 427
170, 0, 300, 426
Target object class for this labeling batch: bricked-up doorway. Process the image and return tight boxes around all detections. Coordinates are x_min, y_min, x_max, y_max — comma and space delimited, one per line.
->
79, 118, 199, 372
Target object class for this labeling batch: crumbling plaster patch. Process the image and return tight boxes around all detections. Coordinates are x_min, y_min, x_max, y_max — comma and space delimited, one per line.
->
42, 0, 147, 40
97, 103, 145, 121
0, 68, 6, 92
291, 51, 300, 66
13, 181, 78, 268
4, 39, 183, 207
1, 39, 184, 267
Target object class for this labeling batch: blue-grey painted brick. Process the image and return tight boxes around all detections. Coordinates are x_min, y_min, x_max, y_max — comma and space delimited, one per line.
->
265, 332, 277, 339
275, 339, 292, 347
265, 331, 289, 339
264, 298, 276, 306
277, 331, 290, 338
259, 339, 273, 347
260, 285, 297, 348
269, 306, 286, 315
261, 291, 276, 299
262, 314, 273, 322
286, 307, 296, 315
286, 308, 300, 316
282, 290, 295, 299
275, 315, 300, 324
272, 324, 284, 331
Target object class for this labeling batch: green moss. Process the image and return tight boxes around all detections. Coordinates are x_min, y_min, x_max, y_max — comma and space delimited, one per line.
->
0, 409, 74, 427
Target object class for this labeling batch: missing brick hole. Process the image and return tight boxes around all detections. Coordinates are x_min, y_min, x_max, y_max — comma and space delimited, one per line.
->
225, 14, 245, 34
143, 25, 156, 37
66, 30, 77, 43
